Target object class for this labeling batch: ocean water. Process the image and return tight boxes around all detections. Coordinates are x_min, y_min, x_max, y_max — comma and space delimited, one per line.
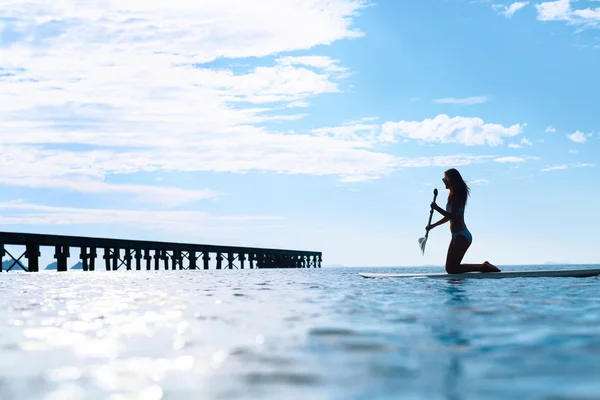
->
1, 265, 600, 400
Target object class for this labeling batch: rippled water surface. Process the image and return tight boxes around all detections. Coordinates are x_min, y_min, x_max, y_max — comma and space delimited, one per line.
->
1, 265, 600, 399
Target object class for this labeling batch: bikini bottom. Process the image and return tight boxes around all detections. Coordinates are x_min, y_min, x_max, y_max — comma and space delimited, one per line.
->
452, 229, 472, 245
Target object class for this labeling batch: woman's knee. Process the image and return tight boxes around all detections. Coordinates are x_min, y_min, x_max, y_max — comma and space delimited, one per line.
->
445, 247, 461, 273
445, 263, 460, 274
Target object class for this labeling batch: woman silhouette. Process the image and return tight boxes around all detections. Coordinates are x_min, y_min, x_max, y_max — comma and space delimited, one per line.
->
427, 168, 501, 274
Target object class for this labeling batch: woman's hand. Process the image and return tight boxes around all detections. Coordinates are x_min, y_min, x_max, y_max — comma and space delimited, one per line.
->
430, 202, 439, 211
425, 224, 434, 231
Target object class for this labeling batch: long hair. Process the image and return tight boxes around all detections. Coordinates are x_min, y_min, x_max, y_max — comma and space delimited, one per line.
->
445, 168, 470, 206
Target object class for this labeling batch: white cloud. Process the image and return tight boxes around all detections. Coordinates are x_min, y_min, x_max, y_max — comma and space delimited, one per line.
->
520, 137, 533, 146
541, 164, 568, 171
312, 123, 380, 143
394, 155, 495, 169
494, 156, 525, 163
0, 176, 219, 207
380, 114, 525, 146
277, 56, 349, 74
493, 2, 529, 17
432, 96, 488, 105
286, 101, 310, 108
0, 1, 366, 61
536, 0, 600, 27
536, 0, 572, 21
567, 130, 589, 143
469, 178, 491, 185
0, 0, 532, 199
0, 201, 281, 232
541, 162, 596, 172
508, 143, 522, 148
546, 126, 556, 133
0, 0, 413, 188
345, 117, 380, 124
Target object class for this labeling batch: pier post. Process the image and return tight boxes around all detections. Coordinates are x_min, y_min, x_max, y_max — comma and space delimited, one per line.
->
25, 244, 40, 272
172, 250, 182, 270
249, 253, 255, 269
171, 250, 177, 270
154, 250, 161, 270
124, 249, 133, 271
317, 254, 322, 268
112, 248, 120, 271
0, 243, 3, 272
216, 252, 223, 270
125, 248, 132, 270
239, 253, 245, 269
188, 250, 197, 270
144, 249, 152, 270
104, 248, 111, 271
163, 250, 169, 270
135, 249, 142, 271
80, 247, 89, 271
202, 252, 210, 270
54, 245, 70, 272
227, 252, 235, 269
178, 250, 184, 270
89, 248, 96, 271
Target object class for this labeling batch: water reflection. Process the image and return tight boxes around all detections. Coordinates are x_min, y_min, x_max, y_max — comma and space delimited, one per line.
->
443, 280, 469, 305
1, 268, 600, 399
437, 282, 471, 400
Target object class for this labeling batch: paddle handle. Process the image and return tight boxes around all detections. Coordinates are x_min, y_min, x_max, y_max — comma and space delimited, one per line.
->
424, 188, 438, 240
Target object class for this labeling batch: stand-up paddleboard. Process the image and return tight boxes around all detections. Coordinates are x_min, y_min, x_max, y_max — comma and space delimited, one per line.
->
359, 268, 600, 280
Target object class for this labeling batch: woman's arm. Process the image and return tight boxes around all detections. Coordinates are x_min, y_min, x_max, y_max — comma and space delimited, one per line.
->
427, 216, 449, 230
431, 202, 451, 218
432, 198, 465, 220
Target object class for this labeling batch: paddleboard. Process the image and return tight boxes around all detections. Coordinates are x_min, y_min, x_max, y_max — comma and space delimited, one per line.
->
359, 268, 600, 280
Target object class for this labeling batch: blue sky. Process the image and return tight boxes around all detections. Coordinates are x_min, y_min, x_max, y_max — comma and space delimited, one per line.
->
0, 0, 599, 267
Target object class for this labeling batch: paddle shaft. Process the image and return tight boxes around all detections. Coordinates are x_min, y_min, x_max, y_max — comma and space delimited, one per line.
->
423, 188, 438, 241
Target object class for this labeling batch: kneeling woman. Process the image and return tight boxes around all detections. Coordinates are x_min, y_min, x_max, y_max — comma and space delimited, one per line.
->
427, 168, 501, 274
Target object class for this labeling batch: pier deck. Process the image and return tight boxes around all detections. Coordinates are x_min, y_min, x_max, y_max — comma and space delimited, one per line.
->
0, 231, 322, 272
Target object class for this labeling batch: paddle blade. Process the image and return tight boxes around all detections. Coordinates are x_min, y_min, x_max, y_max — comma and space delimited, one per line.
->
418, 236, 427, 254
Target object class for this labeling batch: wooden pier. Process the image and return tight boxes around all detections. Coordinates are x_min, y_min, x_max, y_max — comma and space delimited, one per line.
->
0, 231, 322, 272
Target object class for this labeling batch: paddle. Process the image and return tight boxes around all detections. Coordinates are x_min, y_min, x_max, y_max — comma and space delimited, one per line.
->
418, 188, 438, 255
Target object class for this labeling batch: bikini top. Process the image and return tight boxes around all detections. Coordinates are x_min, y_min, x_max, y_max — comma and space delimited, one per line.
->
446, 201, 465, 217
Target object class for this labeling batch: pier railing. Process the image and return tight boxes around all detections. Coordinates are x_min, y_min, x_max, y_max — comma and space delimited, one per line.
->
0, 231, 322, 272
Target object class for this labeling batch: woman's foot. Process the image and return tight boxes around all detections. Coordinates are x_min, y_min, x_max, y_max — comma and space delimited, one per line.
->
481, 261, 501, 272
